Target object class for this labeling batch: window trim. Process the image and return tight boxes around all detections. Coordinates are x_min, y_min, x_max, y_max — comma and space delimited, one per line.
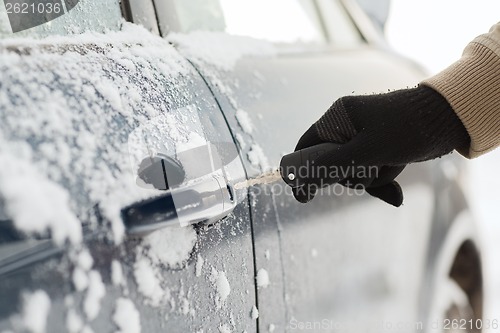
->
338, 0, 386, 47
150, 0, 329, 46
311, 0, 331, 42
120, 0, 160, 35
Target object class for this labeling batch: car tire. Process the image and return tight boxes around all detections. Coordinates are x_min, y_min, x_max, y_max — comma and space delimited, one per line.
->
426, 211, 483, 333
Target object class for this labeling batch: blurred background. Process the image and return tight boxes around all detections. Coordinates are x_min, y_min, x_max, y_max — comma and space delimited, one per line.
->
362, 0, 500, 327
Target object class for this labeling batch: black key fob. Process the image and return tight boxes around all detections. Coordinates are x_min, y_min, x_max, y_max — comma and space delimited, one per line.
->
279, 142, 341, 188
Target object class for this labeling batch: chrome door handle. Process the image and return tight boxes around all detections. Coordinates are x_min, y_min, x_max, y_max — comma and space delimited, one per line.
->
122, 173, 235, 235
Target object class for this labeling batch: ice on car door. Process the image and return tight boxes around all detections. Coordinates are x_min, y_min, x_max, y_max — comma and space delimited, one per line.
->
0, 24, 257, 333
121, 95, 258, 331
125, 105, 246, 231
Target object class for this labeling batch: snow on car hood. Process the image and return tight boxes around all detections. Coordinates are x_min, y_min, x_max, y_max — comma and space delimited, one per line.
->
0, 23, 198, 244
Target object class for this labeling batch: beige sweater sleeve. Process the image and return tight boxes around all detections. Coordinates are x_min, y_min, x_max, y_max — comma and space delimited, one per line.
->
421, 23, 500, 158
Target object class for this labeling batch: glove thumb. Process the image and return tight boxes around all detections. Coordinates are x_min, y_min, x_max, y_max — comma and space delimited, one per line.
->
366, 181, 404, 207
292, 184, 317, 203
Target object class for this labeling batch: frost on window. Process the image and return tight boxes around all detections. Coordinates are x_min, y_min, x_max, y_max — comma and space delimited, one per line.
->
0, 0, 122, 37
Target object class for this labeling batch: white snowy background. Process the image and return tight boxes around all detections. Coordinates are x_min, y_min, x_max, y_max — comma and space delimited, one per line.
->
386, 0, 500, 327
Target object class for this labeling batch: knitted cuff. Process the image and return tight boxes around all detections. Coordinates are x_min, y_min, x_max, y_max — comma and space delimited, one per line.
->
422, 42, 500, 158
409, 85, 471, 161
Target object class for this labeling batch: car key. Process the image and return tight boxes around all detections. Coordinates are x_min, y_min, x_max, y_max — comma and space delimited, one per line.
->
234, 142, 342, 190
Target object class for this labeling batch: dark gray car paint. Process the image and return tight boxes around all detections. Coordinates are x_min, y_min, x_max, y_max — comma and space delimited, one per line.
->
182, 43, 456, 331
0, 39, 257, 332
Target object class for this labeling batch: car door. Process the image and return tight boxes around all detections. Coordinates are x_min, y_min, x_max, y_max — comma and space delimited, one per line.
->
158, 0, 439, 331
0, 1, 257, 332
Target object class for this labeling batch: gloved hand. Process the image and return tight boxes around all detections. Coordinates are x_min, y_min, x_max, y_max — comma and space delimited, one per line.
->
292, 85, 470, 206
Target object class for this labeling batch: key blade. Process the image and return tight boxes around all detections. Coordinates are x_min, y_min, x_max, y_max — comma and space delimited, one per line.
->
233, 169, 281, 189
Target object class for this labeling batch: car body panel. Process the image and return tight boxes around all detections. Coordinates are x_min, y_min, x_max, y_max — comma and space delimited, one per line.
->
0, 28, 257, 332
176, 38, 440, 330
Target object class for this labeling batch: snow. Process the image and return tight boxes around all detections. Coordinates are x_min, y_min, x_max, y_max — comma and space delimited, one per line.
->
216, 270, 231, 307
0, 22, 195, 244
211, 268, 231, 308
133, 257, 166, 307
235, 109, 254, 134
72, 267, 89, 292
179, 295, 193, 316
113, 298, 141, 333
311, 248, 318, 258
94, 80, 124, 114
168, 31, 276, 71
251, 305, 259, 319
256, 268, 270, 288
176, 132, 207, 153
83, 270, 106, 320
66, 309, 83, 333
77, 249, 94, 271
235, 133, 246, 150
195, 254, 205, 277
72, 248, 95, 291
217, 272, 231, 303
0, 153, 82, 245
80, 326, 95, 333
178, 284, 196, 317
218, 323, 232, 333
247, 144, 270, 171
111, 260, 125, 287
21, 290, 51, 333
143, 226, 197, 269
132, 227, 197, 308
126, 104, 207, 183
268, 324, 275, 332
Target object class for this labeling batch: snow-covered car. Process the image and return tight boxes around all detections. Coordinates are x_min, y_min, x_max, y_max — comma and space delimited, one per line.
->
0, 0, 482, 332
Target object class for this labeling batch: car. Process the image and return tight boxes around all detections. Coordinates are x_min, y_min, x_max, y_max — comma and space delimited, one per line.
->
0, 0, 483, 332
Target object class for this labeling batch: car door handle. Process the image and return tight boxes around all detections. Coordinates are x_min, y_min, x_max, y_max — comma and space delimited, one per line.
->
122, 173, 236, 235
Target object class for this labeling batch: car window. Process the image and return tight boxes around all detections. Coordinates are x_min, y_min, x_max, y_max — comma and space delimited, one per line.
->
160, 0, 326, 44
317, 0, 364, 47
0, 0, 122, 38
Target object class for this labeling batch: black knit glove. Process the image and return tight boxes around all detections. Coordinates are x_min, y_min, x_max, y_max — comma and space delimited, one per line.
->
293, 85, 470, 206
